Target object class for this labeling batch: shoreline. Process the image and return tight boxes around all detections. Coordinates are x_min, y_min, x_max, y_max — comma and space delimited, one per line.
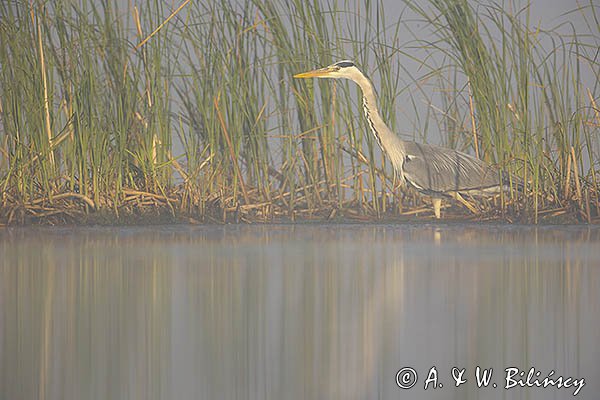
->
1, 189, 596, 226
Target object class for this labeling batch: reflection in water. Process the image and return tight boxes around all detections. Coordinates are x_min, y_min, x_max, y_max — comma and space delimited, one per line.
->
1, 224, 599, 400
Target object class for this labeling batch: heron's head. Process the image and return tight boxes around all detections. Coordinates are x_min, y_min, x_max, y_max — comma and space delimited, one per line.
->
293, 60, 362, 81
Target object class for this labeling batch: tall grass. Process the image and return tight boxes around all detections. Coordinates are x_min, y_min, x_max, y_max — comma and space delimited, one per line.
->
404, 0, 600, 220
0, 0, 598, 223
0, 0, 175, 210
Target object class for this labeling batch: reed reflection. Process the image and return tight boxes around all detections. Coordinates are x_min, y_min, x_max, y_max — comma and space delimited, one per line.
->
1, 225, 599, 400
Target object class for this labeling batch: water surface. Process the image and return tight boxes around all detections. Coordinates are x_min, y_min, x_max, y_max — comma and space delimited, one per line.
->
1, 224, 599, 400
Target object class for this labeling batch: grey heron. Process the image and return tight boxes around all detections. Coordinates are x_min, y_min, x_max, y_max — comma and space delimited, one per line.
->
294, 60, 514, 218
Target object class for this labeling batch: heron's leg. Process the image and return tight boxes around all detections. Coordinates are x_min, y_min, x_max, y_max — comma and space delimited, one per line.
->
452, 192, 479, 214
432, 197, 442, 219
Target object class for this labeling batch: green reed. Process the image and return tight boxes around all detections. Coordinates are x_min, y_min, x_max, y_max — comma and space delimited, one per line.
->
0, 0, 598, 222
404, 0, 600, 219
0, 0, 175, 208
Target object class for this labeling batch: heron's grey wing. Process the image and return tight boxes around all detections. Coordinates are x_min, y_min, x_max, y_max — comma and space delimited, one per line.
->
402, 141, 501, 193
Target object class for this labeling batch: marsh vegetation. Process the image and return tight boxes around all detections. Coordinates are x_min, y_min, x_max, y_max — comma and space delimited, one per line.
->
0, 0, 598, 224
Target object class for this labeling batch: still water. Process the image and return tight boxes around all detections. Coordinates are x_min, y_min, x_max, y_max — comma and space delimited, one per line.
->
1, 224, 599, 400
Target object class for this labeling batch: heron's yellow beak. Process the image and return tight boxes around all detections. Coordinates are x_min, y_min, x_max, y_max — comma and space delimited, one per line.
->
293, 67, 334, 79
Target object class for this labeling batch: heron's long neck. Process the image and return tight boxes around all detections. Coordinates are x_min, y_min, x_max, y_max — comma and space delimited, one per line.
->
354, 73, 406, 170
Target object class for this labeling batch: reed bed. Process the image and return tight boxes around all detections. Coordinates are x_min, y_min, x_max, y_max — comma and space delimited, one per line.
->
0, 0, 598, 225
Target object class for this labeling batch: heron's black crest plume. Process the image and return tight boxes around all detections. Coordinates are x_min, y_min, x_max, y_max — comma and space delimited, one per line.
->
334, 60, 355, 68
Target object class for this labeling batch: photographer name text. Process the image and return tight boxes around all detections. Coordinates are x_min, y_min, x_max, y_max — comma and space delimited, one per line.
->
395, 366, 585, 396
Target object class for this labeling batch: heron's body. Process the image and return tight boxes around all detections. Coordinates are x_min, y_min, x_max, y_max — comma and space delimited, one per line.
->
294, 60, 511, 218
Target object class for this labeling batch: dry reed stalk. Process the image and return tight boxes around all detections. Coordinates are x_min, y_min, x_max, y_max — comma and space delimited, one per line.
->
467, 80, 479, 159
571, 146, 582, 207
35, 7, 55, 168
399, 206, 434, 216
136, 0, 191, 49
536, 206, 566, 216
586, 88, 600, 212
133, 6, 143, 40
585, 191, 591, 223
30, 192, 96, 209
564, 152, 571, 199
170, 158, 189, 181
21, 119, 74, 169
380, 157, 386, 213
589, 88, 600, 126
122, 189, 177, 202
226, 201, 273, 212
